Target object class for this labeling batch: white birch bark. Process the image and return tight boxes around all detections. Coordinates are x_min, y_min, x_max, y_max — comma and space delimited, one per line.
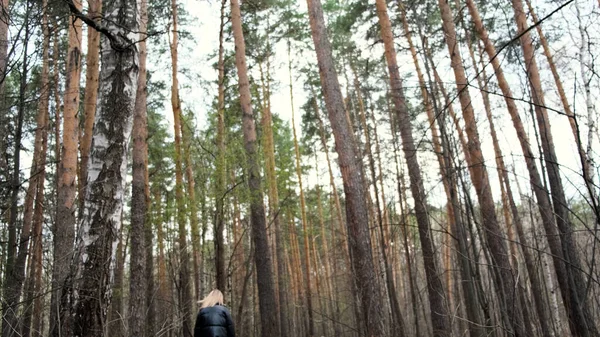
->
575, 0, 598, 201
72, 0, 139, 335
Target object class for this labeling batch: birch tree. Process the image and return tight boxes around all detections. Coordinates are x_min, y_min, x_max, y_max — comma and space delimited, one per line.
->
71, 0, 139, 334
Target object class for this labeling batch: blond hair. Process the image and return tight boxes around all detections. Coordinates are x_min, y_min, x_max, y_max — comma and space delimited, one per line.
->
199, 289, 224, 309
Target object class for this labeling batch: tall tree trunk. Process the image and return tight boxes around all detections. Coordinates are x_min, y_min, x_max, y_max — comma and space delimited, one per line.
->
465, 2, 587, 337
437, 1, 525, 335
52, 25, 61, 170
145, 189, 155, 337
288, 45, 316, 337
230, 0, 280, 336
573, 0, 599, 211
471, 39, 552, 337
78, 0, 102, 213
311, 89, 360, 334
181, 101, 201, 304
400, 6, 486, 336
72, 0, 139, 334
351, 61, 405, 336
108, 234, 125, 337
258, 40, 289, 337
375, 1, 449, 336
306, 0, 385, 335
214, 0, 227, 295
1, 2, 31, 335
0, 0, 8, 207
130, 0, 149, 334
511, 1, 598, 335
0, 0, 8, 86
20, 3, 50, 336
168, 0, 193, 334
49, 1, 82, 335
156, 189, 171, 333
524, 0, 596, 207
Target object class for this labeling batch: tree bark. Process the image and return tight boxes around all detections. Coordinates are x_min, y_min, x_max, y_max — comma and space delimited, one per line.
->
524, 0, 596, 206
306, 0, 386, 335
0, 0, 9, 85
401, 6, 487, 336
129, 0, 149, 333
214, 0, 227, 296
78, 0, 102, 214
1, 2, 31, 335
438, 1, 525, 335
168, 0, 193, 334
511, 1, 598, 335
49, 2, 82, 335
258, 45, 290, 337
72, 0, 139, 334
19, 3, 50, 336
230, 0, 280, 336
288, 45, 316, 337
376, 1, 450, 336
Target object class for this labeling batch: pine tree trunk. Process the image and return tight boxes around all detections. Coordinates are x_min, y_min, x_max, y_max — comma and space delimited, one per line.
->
438, 1, 525, 335
214, 0, 227, 296
288, 48, 316, 337
181, 104, 201, 304
511, 1, 597, 335
130, 0, 149, 333
258, 46, 290, 337
0, 0, 8, 85
1, 2, 32, 334
49, 2, 82, 335
156, 189, 171, 333
376, 1, 450, 336
465, 2, 587, 336
524, 0, 596, 206
72, 0, 139, 334
0, 0, 8, 205
78, 0, 102, 213
306, 0, 385, 335
230, 0, 280, 336
401, 7, 487, 336
168, 0, 193, 334
20, 4, 50, 335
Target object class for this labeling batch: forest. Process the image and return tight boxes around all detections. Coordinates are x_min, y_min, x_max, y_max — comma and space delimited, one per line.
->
0, 0, 599, 336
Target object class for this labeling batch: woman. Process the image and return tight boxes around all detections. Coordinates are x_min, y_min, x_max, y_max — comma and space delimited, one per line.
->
194, 289, 235, 337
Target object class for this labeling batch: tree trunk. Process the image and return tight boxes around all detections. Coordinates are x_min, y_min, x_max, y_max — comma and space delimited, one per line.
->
72, 0, 139, 334
230, 0, 280, 336
258, 43, 290, 337
465, 2, 589, 336
511, 1, 598, 335
130, 0, 149, 333
181, 102, 201, 305
288, 45, 316, 337
78, 0, 102, 214
49, 2, 82, 335
524, 0, 596, 207
168, 0, 193, 334
401, 6, 486, 336
156, 189, 171, 333
376, 1, 450, 336
306, 0, 385, 335
0, 0, 9, 85
214, 0, 227, 296
2, 2, 31, 335
20, 4, 50, 336
108, 234, 125, 337
438, 1, 525, 335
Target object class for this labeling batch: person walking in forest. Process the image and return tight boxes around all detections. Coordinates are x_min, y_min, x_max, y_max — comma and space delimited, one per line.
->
194, 289, 236, 337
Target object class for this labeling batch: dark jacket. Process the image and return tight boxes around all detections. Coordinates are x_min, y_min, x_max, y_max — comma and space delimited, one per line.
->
193, 304, 235, 337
